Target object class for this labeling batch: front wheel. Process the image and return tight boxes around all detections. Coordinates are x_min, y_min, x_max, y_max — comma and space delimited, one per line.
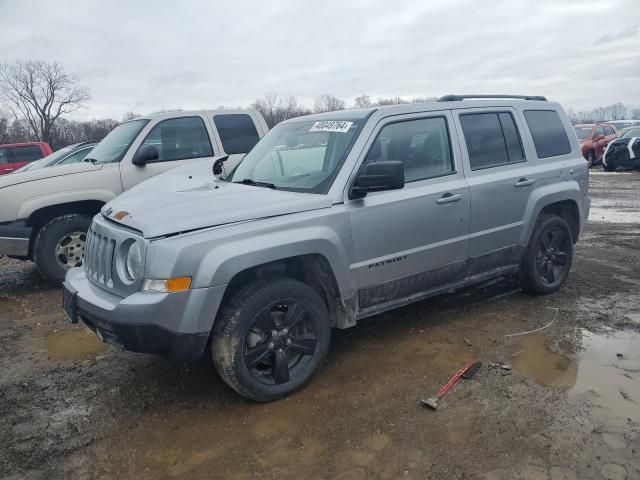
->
212, 278, 331, 402
519, 214, 573, 295
33, 214, 91, 285
586, 150, 595, 168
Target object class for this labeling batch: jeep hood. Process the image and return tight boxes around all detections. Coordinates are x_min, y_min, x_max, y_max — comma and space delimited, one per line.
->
0, 162, 102, 189
102, 160, 333, 238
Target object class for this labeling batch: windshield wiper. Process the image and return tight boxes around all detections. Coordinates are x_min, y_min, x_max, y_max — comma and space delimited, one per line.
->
234, 178, 277, 189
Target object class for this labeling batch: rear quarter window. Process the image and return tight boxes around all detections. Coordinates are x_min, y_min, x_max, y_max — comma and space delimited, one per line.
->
213, 114, 261, 155
523, 110, 572, 158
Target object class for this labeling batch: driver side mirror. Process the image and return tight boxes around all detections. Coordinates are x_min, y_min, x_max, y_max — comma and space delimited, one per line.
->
350, 161, 404, 199
132, 145, 159, 166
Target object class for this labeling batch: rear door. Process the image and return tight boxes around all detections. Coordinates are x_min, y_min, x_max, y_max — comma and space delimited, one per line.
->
347, 111, 470, 312
454, 108, 534, 274
593, 126, 606, 159
120, 115, 219, 190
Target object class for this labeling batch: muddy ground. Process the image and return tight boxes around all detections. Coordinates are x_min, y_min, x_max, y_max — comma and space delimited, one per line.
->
1, 168, 640, 480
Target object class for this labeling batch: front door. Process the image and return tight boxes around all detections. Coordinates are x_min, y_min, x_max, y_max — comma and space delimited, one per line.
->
347, 112, 470, 312
120, 115, 218, 191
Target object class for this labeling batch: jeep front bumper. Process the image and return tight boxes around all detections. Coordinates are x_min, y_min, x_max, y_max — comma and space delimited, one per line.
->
63, 268, 227, 362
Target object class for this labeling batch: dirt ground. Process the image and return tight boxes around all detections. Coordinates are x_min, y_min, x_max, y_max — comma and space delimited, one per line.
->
1, 168, 640, 480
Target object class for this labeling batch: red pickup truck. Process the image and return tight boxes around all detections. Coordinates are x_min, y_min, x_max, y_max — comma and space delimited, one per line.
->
0, 142, 53, 175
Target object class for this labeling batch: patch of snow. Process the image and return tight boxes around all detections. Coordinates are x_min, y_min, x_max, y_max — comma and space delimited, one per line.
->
588, 207, 640, 224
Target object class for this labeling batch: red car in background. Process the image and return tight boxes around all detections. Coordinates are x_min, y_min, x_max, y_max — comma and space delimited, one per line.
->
0, 142, 53, 175
573, 123, 617, 167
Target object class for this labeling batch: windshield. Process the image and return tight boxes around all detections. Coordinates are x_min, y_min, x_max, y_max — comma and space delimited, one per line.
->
621, 128, 640, 139
227, 119, 362, 193
88, 119, 149, 163
574, 127, 592, 140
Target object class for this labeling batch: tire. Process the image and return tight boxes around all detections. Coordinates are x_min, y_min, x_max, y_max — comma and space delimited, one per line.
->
603, 157, 617, 172
586, 150, 595, 168
33, 214, 92, 285
212, 278, 331, 402
519, 214, 573, 295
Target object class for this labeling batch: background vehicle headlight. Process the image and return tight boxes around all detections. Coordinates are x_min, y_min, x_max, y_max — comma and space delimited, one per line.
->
125, 242, 143, 281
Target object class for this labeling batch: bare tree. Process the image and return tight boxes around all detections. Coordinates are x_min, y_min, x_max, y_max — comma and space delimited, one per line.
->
0, 60, 90, 145
353, 94, 372, 109
251, 93, 310, 128
605, 102, 628, 121
632, 108, 640, 120
313, 94, 345, 113
122, 112, 140, 122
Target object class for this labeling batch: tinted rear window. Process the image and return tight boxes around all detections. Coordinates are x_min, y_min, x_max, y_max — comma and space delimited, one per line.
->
213, 114, 260, 155
524, 110, 572, 158
460, 112, 524, 170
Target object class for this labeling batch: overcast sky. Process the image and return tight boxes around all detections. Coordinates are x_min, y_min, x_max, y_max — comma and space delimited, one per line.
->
1, 0, 639, 120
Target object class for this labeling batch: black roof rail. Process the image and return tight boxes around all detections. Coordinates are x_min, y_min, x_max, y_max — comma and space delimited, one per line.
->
438, 94, 547, 102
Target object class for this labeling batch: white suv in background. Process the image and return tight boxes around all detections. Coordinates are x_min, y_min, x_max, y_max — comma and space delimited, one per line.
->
0, 109, 268, 283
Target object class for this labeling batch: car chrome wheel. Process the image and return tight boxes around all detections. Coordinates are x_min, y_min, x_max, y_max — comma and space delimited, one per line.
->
243, 300, 319, 386
55, 231, 86, 270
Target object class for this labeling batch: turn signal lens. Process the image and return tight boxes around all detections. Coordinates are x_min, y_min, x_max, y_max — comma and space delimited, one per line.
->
142, 277, 191, 293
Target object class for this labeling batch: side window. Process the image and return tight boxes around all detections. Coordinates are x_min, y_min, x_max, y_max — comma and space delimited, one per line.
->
12, 146, 43, 163
139, 117, 213, 162
364, 117, 454, 182
605, 127, 615, 136
213, 114, 261, 155
594, 127, 604, 138
0, 149, 9, 165
523, 110, 572, 158
58, 147, 93, 165
459, 112, 524, 170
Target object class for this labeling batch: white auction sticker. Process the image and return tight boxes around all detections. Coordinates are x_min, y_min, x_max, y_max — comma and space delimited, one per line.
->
309, 121, 353, 133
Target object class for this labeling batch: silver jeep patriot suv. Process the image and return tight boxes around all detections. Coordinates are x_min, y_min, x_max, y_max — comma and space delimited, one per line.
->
63, 95, 590, 401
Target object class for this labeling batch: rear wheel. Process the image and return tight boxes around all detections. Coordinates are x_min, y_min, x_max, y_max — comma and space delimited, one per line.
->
519, 214, 573, 295
586, 150, 595, 168
33, 214, 91, 285
212, 278, 331, 402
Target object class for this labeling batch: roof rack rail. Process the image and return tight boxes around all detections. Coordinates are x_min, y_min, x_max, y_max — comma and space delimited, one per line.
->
438, 94, 547, 102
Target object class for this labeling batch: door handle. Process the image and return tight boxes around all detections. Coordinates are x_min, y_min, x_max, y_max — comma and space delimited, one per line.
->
436, 193, 463, 204
514, 178, 535, 187
4, 168, 14, 172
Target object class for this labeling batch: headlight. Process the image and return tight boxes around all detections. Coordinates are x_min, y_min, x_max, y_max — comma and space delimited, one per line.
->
124, 242, 143, 282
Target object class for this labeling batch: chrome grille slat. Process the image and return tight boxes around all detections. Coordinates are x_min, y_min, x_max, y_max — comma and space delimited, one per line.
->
84, 226, 117, 287
84, 216, 145, 297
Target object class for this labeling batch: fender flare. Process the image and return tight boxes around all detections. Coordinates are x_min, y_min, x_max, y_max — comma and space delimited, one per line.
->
18, 190, 117, 220
519, 181, 583, 246
192, 225, 356, 299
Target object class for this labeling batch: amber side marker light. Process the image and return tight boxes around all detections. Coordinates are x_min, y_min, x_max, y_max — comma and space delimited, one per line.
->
142, 277, 192, 293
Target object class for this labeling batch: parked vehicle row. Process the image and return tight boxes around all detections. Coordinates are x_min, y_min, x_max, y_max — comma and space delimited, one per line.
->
0, 142, 52, 175
14, 141, 97, 173
0, 109, 268, 283
61, 95, 590, 401
573, 123, 617, 167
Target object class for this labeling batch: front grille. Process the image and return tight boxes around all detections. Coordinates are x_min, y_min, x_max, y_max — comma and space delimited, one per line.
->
84, 227, 116, 288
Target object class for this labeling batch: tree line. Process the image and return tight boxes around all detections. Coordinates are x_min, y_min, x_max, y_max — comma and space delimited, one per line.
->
2, 60, 639, 151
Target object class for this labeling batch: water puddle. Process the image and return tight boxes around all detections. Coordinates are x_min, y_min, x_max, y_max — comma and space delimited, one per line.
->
514, 334, 577, 387
515, 329, 640, 426
46, 327, 109, 361
571, 329, 640, 426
